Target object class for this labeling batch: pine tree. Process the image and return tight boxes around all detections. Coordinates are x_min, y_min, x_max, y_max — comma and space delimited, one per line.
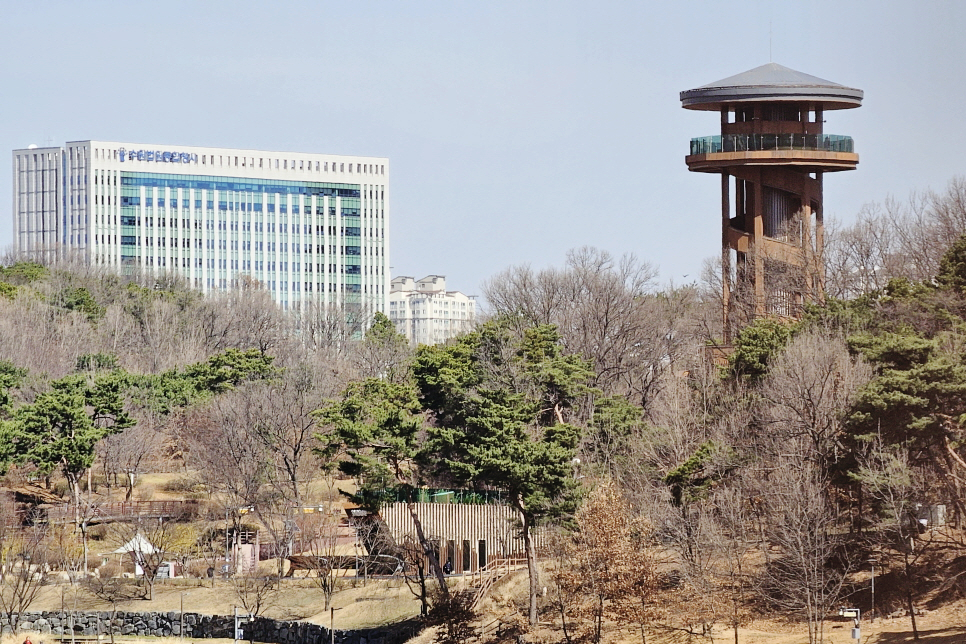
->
414, 319, 594, 625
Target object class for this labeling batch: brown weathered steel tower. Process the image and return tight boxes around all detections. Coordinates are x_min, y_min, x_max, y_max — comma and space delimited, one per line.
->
681, 63, 862, 340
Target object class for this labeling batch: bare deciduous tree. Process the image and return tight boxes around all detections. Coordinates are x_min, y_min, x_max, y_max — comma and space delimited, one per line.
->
760, 331, 872, 476
232, 574, 279, 617
485, 246, 712, 409
825, 177, 966, 297
247, 367, 328, 508
182, 398, 269, 511
98, 417, 166, 501
300, 504, 346, 610
759, 458, 850, 644
855, 440, 937, 640
114, 513, 187, 600
83, 576, 141, 644
0, 523, 50, 631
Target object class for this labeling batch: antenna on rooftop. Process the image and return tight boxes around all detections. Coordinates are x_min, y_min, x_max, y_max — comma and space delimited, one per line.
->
769, 21, 773, 62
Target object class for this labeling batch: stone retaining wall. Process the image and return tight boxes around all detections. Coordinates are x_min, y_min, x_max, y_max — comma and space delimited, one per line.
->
1, 612, 420, 644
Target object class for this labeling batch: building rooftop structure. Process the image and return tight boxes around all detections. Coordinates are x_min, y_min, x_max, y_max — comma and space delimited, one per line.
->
681, 63, 864, 111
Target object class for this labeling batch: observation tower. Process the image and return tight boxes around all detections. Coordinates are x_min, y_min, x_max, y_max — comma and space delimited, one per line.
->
680, 63, 862, 340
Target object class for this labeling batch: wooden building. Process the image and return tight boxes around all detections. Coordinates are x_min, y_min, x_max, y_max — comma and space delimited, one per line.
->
378, 502, 543, 572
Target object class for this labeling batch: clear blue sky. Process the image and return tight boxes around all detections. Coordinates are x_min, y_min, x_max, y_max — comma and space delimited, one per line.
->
2, 1, 964, 295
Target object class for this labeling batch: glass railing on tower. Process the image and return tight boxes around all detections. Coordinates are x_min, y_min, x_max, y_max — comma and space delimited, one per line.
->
689, 134, 854, 155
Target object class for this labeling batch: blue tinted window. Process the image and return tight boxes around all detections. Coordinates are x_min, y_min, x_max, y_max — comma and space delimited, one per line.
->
120, 172, 360, 197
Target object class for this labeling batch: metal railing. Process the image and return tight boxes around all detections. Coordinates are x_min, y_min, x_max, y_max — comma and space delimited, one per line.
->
690, 133, 854, 155
45, 500, 199, 523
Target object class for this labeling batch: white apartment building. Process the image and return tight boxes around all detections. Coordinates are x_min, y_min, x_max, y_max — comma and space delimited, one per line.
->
388, 275, 476, 345
12, 141, 390, 311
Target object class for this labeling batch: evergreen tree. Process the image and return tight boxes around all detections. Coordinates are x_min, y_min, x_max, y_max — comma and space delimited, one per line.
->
314, 378, 450, 593
728, 318, 794, 379
413, 319, 594, 625
937, 233, 966, 291
4, 373, 134, 524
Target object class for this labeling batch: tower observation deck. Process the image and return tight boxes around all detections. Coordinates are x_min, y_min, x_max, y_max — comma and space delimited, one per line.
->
681, 63, 863, 340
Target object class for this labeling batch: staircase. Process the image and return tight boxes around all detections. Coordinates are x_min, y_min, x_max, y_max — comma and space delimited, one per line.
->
467, 558, 526, 607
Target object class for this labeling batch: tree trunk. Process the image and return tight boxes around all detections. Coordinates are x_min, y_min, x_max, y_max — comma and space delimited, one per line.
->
405, 493, 448, 595
518, 498, 539, 626
905, 551, 919, 640
125, 472, 135, 502
595, 594, 603, 644
81, 521, 89, 575
67, 471, 82, 528
907, 588, 919, 640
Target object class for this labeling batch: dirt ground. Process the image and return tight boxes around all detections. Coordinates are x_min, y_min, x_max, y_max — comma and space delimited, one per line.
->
14, 574, 966, 643
469, 568, 966, 644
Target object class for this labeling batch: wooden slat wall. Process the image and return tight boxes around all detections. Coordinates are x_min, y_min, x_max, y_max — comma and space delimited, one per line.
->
380, 503, 547, 572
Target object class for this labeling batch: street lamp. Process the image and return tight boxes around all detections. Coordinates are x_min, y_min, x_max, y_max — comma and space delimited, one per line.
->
330, 607, 343, 644
869, 558, 878, 623
180, 592, 190, 642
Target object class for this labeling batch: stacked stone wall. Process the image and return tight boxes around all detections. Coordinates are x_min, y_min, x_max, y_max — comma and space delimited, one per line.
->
0, 612, 419, 644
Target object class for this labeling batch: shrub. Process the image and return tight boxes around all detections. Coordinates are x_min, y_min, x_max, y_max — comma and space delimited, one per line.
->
161, 475, 204, 494
88, 524, 109, 541
98, 560, 122, 579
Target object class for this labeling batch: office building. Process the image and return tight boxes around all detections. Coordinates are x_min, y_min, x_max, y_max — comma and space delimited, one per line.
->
388, 275, 476, 345
12, 141, 390, 311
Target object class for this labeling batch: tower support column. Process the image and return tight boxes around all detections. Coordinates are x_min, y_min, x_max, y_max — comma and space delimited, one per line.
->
721, 172, 731, 342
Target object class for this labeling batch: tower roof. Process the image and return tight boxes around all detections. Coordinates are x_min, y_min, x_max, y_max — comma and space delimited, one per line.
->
680, 63, 863, 111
